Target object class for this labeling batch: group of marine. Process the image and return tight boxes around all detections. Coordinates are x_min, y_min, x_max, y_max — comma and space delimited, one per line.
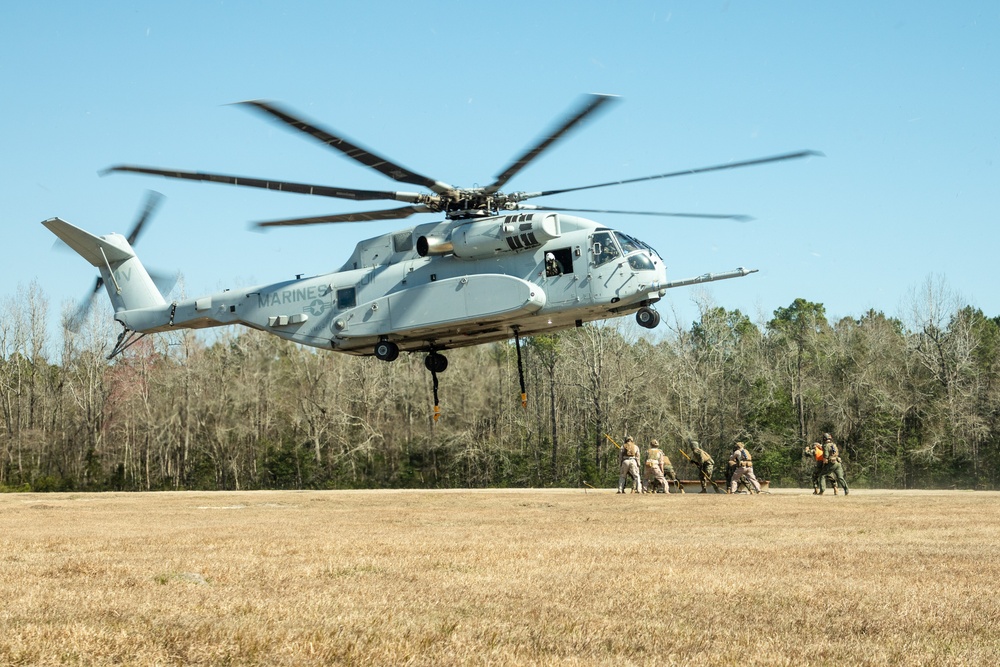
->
614, 432, 849, 496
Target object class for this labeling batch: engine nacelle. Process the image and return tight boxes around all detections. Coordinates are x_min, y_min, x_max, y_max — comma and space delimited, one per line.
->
416, 234, 453, 257
416, 213, 561, 260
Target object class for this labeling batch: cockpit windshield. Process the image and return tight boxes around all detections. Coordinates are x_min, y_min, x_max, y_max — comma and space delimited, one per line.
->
614, 232, 641, 255
615, 231, 662, 261
593, 229, 661, 269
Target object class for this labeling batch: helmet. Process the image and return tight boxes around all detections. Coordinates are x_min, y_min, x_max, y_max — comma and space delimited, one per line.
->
823, 433, 832, 442
689, 440, 699, 448
624, 436, 634, 443
545, 252, 555, 260
650, 439, 659, 447
735, 441, 745, 449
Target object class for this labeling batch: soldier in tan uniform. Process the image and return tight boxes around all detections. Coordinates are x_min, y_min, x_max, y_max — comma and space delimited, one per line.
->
642, 439, 670, 494
728, 441, 761, 494
617, 436, 642, 493
660, 450, 684, 493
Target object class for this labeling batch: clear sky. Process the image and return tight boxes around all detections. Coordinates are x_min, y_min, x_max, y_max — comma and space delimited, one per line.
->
3, 1, 997, 346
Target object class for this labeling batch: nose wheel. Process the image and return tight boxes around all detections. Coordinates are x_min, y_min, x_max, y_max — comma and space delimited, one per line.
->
374, 340, 399, 362
636, 306, 660, 329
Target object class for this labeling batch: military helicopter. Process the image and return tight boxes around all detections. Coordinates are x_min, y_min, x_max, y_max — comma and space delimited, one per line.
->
43, 94, 817, 417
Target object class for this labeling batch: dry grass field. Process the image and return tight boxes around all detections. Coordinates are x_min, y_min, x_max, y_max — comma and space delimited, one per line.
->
1, 488, 998, 666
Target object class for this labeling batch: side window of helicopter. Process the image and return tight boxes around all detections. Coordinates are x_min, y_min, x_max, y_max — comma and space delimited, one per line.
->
544, 248, 573, 277
336, 287, 357, 310
591, 232, 620, 267
392, 231, 413, 254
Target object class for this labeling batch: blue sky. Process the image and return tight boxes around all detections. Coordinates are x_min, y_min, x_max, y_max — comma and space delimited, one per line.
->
3, 1, 997, 346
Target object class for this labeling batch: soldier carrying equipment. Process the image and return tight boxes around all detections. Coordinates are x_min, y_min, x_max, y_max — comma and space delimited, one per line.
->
643, 439, 670, 494
817, 433, 849, 496
687, 440, 723, 493
728, 442, 761, 494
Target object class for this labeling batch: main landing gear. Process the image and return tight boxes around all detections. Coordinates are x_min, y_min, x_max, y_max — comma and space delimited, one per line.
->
374, 339, 399, 362
372, 333, 527, 422
636, 306, 660, 329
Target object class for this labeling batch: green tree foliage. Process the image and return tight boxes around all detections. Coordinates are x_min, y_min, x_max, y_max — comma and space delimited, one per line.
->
5, 284, 1000, 490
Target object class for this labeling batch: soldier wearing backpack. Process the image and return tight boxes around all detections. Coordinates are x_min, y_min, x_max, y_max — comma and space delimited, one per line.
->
817, 433, 849, 496
728, 441, 761, 494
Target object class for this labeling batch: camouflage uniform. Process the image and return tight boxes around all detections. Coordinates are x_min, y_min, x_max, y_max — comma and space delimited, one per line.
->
728, 442, 761, 494
818, 433, 849, 495
805, 442, 839, 495
642, 439, 670, 494
805, 443, 825, 493
617, 437, 642, 493
690, 441, 722, 493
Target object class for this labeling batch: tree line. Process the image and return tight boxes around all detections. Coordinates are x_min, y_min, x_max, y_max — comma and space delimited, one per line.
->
3, 277, 999, 492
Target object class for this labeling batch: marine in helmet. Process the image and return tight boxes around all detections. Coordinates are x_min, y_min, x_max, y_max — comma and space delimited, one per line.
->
544, 251, 563, 277
805, 441, 839, 495
728, 441, 761, 494
689, 440, 723, 493
642, 438, 670, 494
617, 436, 643, 493
817, 433, 849, 496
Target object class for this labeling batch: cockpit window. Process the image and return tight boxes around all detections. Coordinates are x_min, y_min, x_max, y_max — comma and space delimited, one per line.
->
616, 231, 662, 261
614, 232, 642, 255
628, 254, 655, 271
592, 231, 621, 266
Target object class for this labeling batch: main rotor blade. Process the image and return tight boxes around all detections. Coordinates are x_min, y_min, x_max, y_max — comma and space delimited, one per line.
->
238, 100, 455, 194
513, 204, 752, 222
255, 205, 433, 228
526, 150, 823, 199
126, 190, 164, 245
103, 165, 422, 203
486, 94, 619, 194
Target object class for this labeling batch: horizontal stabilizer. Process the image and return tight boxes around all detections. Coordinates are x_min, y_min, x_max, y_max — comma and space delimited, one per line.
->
41, 217, 135, 267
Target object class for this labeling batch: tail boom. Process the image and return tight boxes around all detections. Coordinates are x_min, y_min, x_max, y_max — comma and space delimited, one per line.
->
42, 217, 166, 314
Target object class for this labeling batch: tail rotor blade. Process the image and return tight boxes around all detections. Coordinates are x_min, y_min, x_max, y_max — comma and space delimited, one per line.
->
148, 270, 179, 297
68, 277, 104, 333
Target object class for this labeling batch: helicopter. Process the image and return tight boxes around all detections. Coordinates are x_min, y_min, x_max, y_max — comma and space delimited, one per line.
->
43, 94, 818, 418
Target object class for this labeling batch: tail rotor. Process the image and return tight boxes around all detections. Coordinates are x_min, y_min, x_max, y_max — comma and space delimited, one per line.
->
62, 191, 168, 332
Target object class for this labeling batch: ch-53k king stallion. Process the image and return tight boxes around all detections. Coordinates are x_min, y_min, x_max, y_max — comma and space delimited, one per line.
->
44, 94, 818, 418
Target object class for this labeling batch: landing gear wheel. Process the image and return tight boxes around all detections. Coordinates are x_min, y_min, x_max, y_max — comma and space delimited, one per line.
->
636, 307, 660, 329
424, 352, 448, 373
374, 340, 399, 362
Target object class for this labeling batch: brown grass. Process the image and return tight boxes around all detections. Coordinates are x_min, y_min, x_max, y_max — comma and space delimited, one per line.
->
1, 488, 998, 666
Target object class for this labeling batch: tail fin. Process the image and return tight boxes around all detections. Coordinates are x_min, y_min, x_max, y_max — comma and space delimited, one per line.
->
42, 217, 166, 312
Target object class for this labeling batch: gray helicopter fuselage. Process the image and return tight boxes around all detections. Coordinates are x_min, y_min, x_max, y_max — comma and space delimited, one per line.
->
114, 213, 668, 355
